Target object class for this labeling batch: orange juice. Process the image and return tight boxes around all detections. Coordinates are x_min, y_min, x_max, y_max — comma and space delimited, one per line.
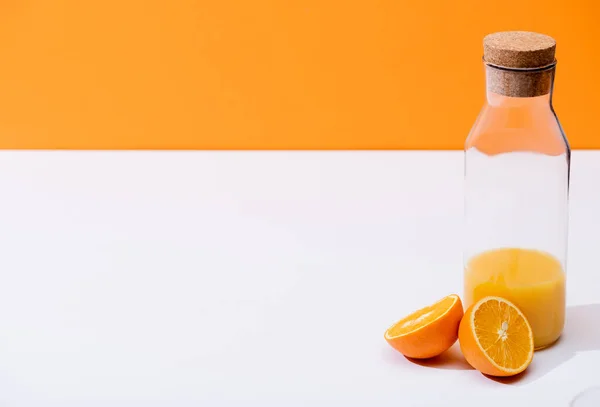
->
464, 247, 565, 349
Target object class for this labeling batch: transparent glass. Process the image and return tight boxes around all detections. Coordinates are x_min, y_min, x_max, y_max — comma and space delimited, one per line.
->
464, 63, 570, 350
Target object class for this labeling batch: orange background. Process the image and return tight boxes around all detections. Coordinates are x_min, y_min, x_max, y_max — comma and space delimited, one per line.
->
0, 0, 598, 150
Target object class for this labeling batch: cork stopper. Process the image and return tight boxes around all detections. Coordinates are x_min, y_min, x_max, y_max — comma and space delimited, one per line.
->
483, 31, 557, 97
484, 31, 556, 69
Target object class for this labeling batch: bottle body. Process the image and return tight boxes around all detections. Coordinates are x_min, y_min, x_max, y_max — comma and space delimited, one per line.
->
464, 64, 569, 349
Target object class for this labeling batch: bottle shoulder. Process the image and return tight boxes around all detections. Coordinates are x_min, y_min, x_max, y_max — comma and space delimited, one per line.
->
465, 104, 568, 156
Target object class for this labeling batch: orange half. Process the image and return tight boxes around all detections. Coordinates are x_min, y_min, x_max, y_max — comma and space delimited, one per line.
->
459, 296, 534, 377
384, 294, 463, 359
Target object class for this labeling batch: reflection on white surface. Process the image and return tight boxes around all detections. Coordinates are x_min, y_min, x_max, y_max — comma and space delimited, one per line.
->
571, 386, 600, 407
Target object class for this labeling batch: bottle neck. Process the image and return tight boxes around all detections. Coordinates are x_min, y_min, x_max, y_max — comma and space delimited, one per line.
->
484, 63, 555, 104
486, 90, 552, 108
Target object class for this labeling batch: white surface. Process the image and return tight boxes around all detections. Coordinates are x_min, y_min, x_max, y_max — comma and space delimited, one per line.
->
0, 151, 598, 407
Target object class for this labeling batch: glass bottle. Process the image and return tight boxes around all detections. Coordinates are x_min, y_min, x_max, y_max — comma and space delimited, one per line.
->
464, 31, 570, 350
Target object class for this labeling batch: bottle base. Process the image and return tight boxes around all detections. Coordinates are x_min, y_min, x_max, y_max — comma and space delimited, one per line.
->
534, 334, 562, 351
